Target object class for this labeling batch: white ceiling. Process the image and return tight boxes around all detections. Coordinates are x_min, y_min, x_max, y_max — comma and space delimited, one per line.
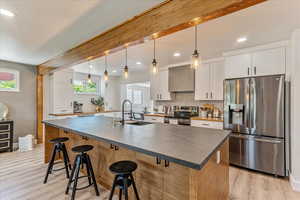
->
72, 0, 300, 76
0, 0, 164, 65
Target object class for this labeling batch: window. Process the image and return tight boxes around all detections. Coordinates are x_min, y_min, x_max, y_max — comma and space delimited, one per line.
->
126, 86, 143, 105
73, 79, 99, 95
0, 68, 20, 92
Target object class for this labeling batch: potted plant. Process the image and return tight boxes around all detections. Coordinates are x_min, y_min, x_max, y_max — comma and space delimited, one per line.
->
91, 97, 104, 112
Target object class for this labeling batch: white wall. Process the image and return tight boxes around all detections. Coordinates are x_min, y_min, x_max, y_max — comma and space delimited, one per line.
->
290, 29, 300, 191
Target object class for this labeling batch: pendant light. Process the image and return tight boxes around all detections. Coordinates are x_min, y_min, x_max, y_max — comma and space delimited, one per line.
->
124, 47, 129, 79
151, 39, 158, 74
87, 62, 92, 83
191, 25, 201, 69
104, 55, 109, 81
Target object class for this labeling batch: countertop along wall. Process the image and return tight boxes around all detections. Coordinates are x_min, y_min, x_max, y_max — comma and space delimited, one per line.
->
0, 60, 36, 142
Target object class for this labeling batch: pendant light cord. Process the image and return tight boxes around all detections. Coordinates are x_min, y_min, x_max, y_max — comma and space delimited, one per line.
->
105, 55, 107, 70
125, 47, 128, 66
154, 39, 156, 60
195, 25, 198, 50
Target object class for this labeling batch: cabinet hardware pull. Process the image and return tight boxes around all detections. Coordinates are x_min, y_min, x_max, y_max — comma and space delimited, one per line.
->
216, 151, 221, 164
64, 130, 68, 134
156, 157, 161, 165
164, 160, 170, 168
206, 93, 208, 99
81, 136, 88, 140
114, 145, 119, 151
254, 66, 257, 75
248, 67, 250, 75
110, 144, 115, 149
210, 92, 213, 99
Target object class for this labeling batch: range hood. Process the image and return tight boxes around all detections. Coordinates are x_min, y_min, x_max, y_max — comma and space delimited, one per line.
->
168, 65, 195, 92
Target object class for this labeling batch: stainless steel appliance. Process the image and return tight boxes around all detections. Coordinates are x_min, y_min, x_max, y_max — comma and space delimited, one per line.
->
224, 75, 288, 176
165, 106, 198, 125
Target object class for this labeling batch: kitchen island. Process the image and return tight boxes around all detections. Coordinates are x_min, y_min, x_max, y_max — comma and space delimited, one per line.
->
43, 116, 230, 200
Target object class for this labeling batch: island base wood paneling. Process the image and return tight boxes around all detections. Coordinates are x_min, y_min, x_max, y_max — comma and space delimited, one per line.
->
44, 125, 229, 200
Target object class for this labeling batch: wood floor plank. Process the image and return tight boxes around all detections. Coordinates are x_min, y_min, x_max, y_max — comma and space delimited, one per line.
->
0, 145, 300, 200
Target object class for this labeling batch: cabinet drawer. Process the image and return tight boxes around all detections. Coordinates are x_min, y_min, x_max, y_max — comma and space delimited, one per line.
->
0, 123, 10, 132
144, 116, 164, 123
191, 120, 223, 130
0, 140, 9, 149
0, 132, 10, 141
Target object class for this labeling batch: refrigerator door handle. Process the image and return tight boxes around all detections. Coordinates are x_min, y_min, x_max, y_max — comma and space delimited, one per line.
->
230, 134, 282, 144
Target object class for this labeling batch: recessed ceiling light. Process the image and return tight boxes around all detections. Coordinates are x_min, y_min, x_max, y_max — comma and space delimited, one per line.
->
136, 62, 142, 65
237, 37, 247, 43
0, 9, 15, 17
112, 70, 117, 73
173, 52, 181, 57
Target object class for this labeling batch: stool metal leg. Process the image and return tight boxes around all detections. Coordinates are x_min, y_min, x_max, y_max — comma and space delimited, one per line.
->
119, 188, 122, 200
130, 174, 140, 200
84, 155, 92, 185
109, 175, 118, 200
62, 145, 70, 179
62, 143, 72, 170
123, 177, 129, 200
71, 155, 82, 200
65, 155, 78, 194
86, 155, 99, 196
43, 144, 57, 184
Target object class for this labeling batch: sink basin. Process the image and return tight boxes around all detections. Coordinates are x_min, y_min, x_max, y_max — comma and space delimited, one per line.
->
126, 121, 152, 126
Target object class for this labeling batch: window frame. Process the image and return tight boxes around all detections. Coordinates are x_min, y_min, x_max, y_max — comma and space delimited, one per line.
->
72, 78, 100, 95
126, 87, 144, 105
0, 68, 20, 92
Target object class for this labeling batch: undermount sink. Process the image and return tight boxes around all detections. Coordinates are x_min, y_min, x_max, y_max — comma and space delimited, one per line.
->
126, 121, 152, 126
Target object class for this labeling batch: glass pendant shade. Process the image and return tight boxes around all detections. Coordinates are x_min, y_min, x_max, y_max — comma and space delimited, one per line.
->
104, 69, 108, 81
152, 58, 158, 74
191, 50, 201, 69
124, 65, 129, 79
87, 73, 92, 83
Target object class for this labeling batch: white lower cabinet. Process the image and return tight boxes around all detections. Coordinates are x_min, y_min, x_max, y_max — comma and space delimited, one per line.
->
191, 120, 223, 130
144, 116, 165, 123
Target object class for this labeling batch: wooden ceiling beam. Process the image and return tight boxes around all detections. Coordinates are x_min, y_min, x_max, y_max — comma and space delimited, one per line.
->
38, 0, 267, 74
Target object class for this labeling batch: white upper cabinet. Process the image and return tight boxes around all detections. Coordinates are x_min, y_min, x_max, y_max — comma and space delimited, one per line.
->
195, 60, 224, 101
252, 48, 285, 76
210, 61, 224, 100
225, 54, 252, 79
51, 70, 74, 114
224, 47, 286, 79
150, 69, 171, 101
195, 63, 210, 100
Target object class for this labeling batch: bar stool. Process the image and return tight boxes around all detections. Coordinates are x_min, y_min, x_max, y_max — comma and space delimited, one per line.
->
43, 137, 72, 184
65, 144, 99, 200
109, 160, 140, 200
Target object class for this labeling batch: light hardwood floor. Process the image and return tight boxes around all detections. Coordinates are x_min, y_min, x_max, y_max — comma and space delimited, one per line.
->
0, 146, 300, 200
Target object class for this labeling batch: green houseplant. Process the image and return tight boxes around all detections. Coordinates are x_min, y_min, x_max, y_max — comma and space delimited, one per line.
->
91, 97, 104, 112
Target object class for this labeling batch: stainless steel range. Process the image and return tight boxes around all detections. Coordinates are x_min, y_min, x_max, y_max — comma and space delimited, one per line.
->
165, 106, 198, 125
224, 75, 290, 176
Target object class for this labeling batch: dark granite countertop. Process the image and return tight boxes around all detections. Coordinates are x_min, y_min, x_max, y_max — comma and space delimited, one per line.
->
43, 116, 230, 170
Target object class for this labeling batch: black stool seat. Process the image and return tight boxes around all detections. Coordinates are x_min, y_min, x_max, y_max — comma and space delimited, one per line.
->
109, 160, 137, 174
72, 145, 93, 153
50, 137, 69, 143
109, 160, 139, 200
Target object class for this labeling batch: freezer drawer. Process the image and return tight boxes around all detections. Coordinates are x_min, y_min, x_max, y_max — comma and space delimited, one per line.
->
229, 134, 285, 176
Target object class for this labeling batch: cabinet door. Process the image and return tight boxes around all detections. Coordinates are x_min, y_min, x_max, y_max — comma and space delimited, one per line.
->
159, 70, 171, 100
53, 71, 74, 113
135, 153, 164, 200
224, 54, 252, 78
210, 61, 225, 100
150, 73, 160, 100
195, 63, 210, 100
163, 161, 190, 200
252, 47, 285, 76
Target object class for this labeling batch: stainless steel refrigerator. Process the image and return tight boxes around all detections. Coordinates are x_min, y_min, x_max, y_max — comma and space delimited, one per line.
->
224, 75, 289, 176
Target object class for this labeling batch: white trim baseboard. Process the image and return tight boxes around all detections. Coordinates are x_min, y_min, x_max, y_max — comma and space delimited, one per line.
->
290, 174, 300, 192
